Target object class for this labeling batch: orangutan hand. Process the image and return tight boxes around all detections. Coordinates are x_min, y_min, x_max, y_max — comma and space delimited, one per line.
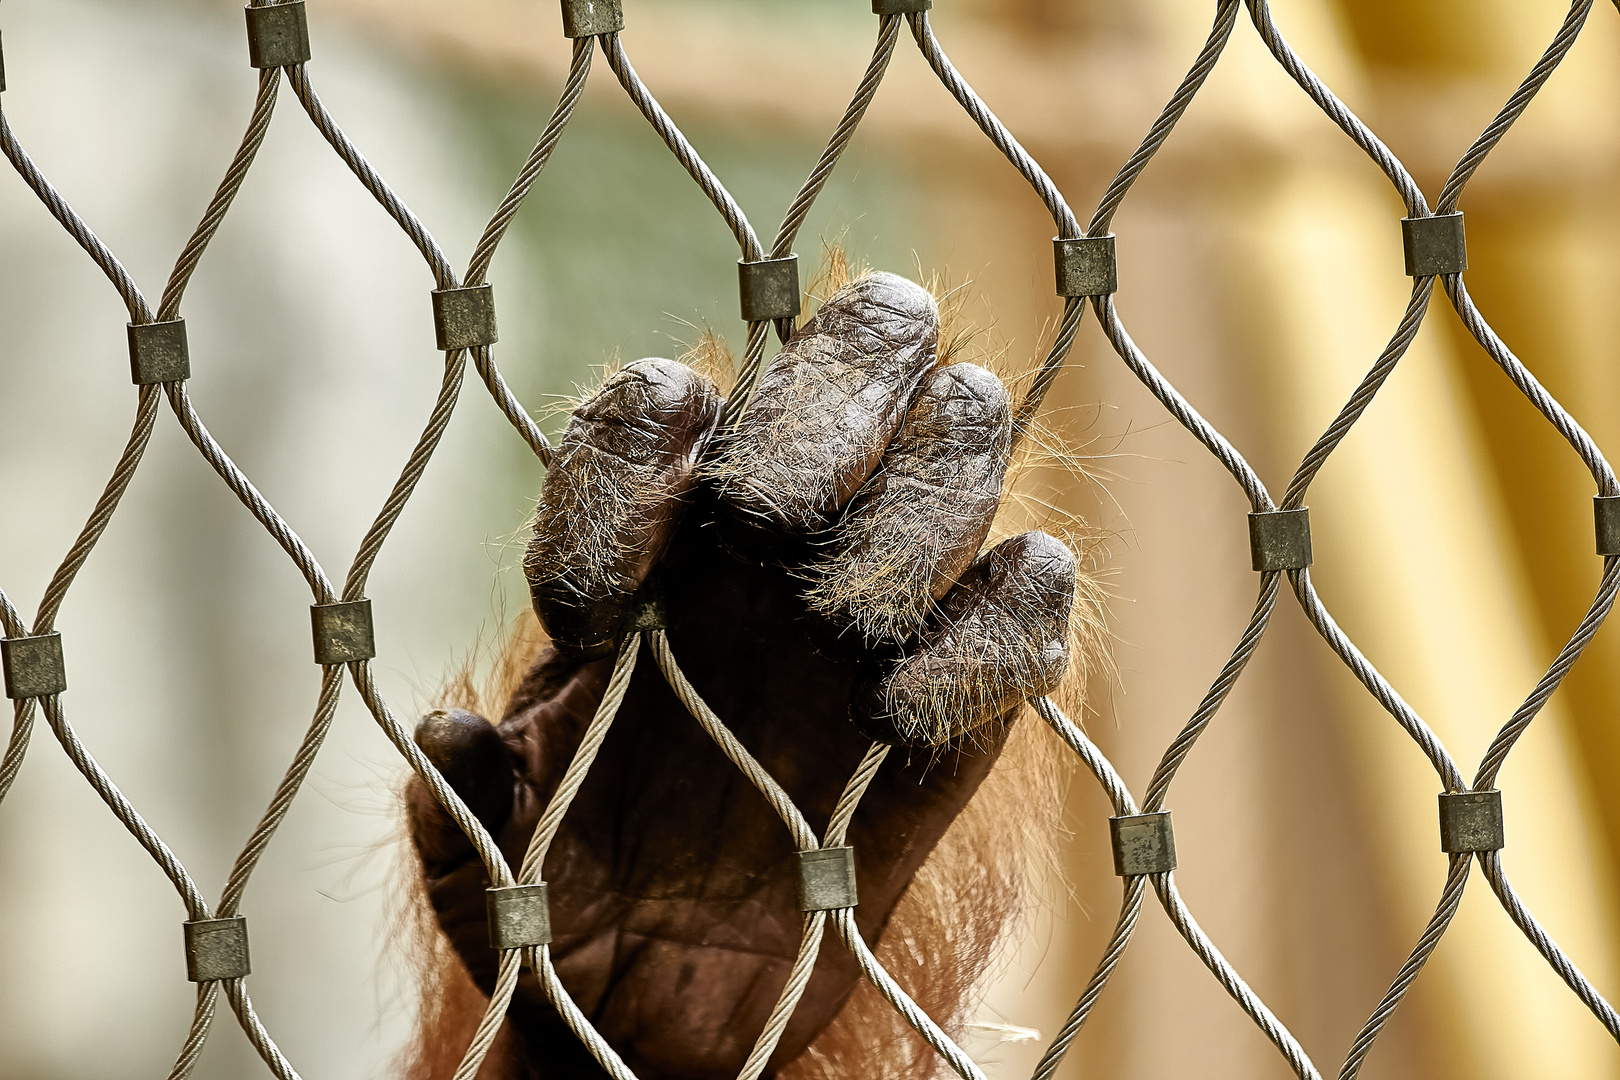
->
407, 273, 1076, 1080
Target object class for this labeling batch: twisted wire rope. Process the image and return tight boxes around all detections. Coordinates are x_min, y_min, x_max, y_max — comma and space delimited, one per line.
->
349, 660, 513, 887
733, 743, 891, 1080
232, 50, 601, 1080
158, 67, 281, 319
38, 695, 209, 917
0, 699, 31, 805
342, 351, 470, 600
1479, 850, 1620, 1037
770, 16, 903, 260
1154, 871, 1321, 1079
590, 30, 781, 424
163, 382, 338, 602
467, 37, 594, 288
833, 904, 989, 1080
1338, 854, 1471, 1080
1027, 698, 1144, 1080
457, 36, 595, 466
0, 109, 151, 320
1243, 0, 1427, 217
1474, 557, 1620, 790
1435, 0, 1593, 216
907, 14, 1077, 238
455, 633, 643, 1080
1241, 0, 1620, 1066
1090, 299, 1312, 1080
168, 984, 220, 1080
1141, 573, 1281, 810
221, 978, 300, 1080
652, 625, 991, 1080
1444, 276, 1617, 495
725, 12, 904, 412
598, 34, 762, 262
285, 65, 458, 288
1088, 0, 1241, 236
1072, 27, 1316, 1033
904, 12, 1088, 431
1277, 281, 1436, 510
1094, 295, 1272, 509
1289, 568, 1466, 791
1054, 0, 1610, 1070
649, 630, 817, 851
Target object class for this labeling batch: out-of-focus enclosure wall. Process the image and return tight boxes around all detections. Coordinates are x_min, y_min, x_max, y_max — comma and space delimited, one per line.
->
1, 1, 1617, 1078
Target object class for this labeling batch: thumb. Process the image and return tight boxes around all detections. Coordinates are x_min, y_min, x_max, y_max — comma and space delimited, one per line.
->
407, 708, 515, 872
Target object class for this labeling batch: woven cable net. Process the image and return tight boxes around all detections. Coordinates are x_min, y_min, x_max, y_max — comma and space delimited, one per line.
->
2, 2, 1618, 1078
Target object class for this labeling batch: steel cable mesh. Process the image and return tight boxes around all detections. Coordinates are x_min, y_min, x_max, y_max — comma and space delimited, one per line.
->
0, 1, 1617, 1078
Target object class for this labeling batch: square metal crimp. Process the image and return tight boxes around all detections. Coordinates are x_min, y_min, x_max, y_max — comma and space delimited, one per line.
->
184, 916, 251, 981
1248, 508, 1313, 572
310, 600, 375, 665
1595, 496, 1620, 557
798, 846, 859, 911
739, 256, 801, 323
1110, 811, 1176, 876
628, 580, 668, 633
562, 0, 624, 38
127, 319, 191, 385
1054, 236, 1117, 297
1439, 790, 1504, 854
245, 1, 311, 69
2, 633, 66, 700
1401, 212, 1467, 278
432, 285, 499, 352
874, 0, 932, 13
487, 883, 552, 949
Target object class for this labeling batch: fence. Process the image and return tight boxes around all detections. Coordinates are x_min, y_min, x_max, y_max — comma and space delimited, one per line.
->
2, 1, 1619, 1078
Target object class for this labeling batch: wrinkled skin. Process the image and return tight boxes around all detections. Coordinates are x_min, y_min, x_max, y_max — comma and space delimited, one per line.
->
408, 273, 1076, 1080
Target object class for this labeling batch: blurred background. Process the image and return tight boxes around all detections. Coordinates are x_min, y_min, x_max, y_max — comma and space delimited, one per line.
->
2, 0, 1619, 1077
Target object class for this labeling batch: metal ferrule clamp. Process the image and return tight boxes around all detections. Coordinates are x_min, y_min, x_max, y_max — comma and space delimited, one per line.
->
432, 285, 499, 352
1109, 811, 1176, 877
128, 319, 191, 385
562, 0, 624, 38
2, 632, 66, 699
874, 0, 932, 12
244, 1, 312, 69
739, 256, 801, 323
1248, 508, 1312, 572
1401, 212, 1467, 278
1595, 495, 1620, 557
310, 600, 376, 666
798, 846, 859, 911
184, 916, 251, 981
1439, 790, 1504, 854
487, 883, 552, 949
629, 580, 669, 634
1054, 236, 1117, 298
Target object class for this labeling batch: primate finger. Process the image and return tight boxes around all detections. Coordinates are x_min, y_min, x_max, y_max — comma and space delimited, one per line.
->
526, 359, 721, 657
850, 531, 1075, 747
807, 362, 1011, 647
407, 708, 516, 874
707, 272, 939, 534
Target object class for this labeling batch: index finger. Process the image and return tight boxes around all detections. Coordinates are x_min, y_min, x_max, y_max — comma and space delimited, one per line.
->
705, 272, 939, 535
